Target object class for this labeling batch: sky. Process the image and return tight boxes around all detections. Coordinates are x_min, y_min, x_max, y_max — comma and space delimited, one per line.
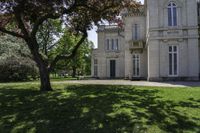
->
87, 0, 144, 48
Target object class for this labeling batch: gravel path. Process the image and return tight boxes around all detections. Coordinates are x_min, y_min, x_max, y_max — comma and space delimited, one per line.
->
54, 80, 200, 87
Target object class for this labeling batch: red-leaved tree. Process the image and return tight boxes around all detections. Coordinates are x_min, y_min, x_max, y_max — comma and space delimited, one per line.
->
0, 0, 139, 91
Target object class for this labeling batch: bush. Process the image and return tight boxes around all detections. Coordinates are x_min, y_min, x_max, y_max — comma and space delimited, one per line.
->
0, 56, 39, 82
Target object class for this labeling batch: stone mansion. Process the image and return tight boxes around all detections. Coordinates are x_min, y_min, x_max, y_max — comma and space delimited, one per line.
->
91, 0, 200, 81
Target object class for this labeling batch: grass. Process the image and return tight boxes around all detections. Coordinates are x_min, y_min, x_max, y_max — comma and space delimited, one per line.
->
0, 77, 80, 84
50, 77, 79, 81
0, 83, 199, 133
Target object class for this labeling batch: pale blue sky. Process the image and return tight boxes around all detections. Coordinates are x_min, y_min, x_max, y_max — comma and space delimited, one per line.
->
88, 0, 144, 48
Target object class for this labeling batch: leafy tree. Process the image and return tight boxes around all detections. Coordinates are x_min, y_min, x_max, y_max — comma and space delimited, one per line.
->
0, 0, 139, 91
66, 41, 93, 77
72, 39, 93, 77
50, 30, 93, 77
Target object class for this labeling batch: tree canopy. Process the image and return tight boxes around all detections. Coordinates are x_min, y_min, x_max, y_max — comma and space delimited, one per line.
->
54, 30, 94, 77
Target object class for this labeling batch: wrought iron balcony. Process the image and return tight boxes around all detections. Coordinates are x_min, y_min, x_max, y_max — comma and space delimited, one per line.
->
129, 40, 145, 52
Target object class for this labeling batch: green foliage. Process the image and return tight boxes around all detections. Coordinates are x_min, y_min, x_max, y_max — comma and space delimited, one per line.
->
0, 57, 38, 82
0, 84, 199, 133
44, 29, 93, 75
0, 35, 30, 60
0, 35, 38, 82
35, 20, 93, 76
36, 19, 63, 58
73, 39, 93, 76
49, 30, 94, 76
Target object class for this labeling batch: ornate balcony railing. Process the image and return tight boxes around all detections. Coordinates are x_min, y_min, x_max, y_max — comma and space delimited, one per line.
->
129, 40, 145, 53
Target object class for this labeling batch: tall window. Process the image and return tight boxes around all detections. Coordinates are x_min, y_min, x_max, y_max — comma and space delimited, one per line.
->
94, 59, 98, 77
198, 2, 200, 17
168, 2, 177, 26
169, 45, 178, 76
106, 38, 119, 51
115, 39, 119, 50
135, 24, 138, 40
106, 39, 109, 50
133, 54, 140, 77
132, 24, 139, 40
111, 39, 115, 50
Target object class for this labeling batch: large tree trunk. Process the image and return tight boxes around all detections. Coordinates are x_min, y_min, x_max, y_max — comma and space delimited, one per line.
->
28, 40, 53, 91
38, 63, 52, 91
72, 67, 76, 78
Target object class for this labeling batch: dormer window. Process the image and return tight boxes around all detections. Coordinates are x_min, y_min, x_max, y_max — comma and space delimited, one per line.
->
168, 2, 177, 26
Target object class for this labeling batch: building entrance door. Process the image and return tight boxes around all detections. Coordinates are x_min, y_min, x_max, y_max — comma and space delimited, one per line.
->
110, 60, 116, 78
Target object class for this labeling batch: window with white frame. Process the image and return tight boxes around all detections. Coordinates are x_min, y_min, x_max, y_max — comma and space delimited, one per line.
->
106, 39, 109, 50
115, 39, 119, 50
132, 24, 140, 40
94, 59, 98, 77
111, 39, 115, 50
133, 54, 140, 77
169, 45, 178, 76
168, 2, 177, 26
106, 38, 119, 51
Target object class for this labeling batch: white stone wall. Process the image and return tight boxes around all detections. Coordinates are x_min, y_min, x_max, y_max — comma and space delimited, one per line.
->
147, 0, 199, 81
92, 0, 200, 81
123, 14, 147, 79
92, 29, 125, 78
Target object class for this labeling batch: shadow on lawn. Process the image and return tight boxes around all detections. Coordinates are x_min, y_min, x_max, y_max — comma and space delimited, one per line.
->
0, 85, 199, 133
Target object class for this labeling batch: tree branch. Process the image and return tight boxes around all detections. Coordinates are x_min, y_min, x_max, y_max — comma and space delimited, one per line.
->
31, 2, 79, 38
0, 27, 25, 39
48, 30, 87, 72
31, 13, 60, 38
47, 42, 58, 50
14, 12, 29, 38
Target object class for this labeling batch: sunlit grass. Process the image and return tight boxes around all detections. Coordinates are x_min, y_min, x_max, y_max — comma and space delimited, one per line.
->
0, 83, 199, 133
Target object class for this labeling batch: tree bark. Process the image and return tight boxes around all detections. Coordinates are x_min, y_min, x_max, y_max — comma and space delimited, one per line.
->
27, 40, 53, 91
72, 67, 76, 78
38, 62, 52, 91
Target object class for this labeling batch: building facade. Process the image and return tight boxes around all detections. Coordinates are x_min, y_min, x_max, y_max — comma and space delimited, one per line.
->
91, 0, 200, 81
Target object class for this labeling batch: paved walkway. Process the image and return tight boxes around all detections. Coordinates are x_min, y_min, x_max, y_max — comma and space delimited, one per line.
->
56, 80, 200, 87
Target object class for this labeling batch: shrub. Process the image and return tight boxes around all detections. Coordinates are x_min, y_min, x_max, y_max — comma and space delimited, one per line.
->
0, 56, 39, 82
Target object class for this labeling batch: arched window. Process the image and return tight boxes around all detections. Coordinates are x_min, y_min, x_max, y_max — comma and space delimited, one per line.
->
168, 2, 177, 26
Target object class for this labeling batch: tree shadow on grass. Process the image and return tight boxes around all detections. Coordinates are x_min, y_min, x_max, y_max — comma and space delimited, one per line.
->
0, 85, 199, 133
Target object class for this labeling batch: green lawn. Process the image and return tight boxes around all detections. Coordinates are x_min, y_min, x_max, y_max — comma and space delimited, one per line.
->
0, 83, 199, 133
